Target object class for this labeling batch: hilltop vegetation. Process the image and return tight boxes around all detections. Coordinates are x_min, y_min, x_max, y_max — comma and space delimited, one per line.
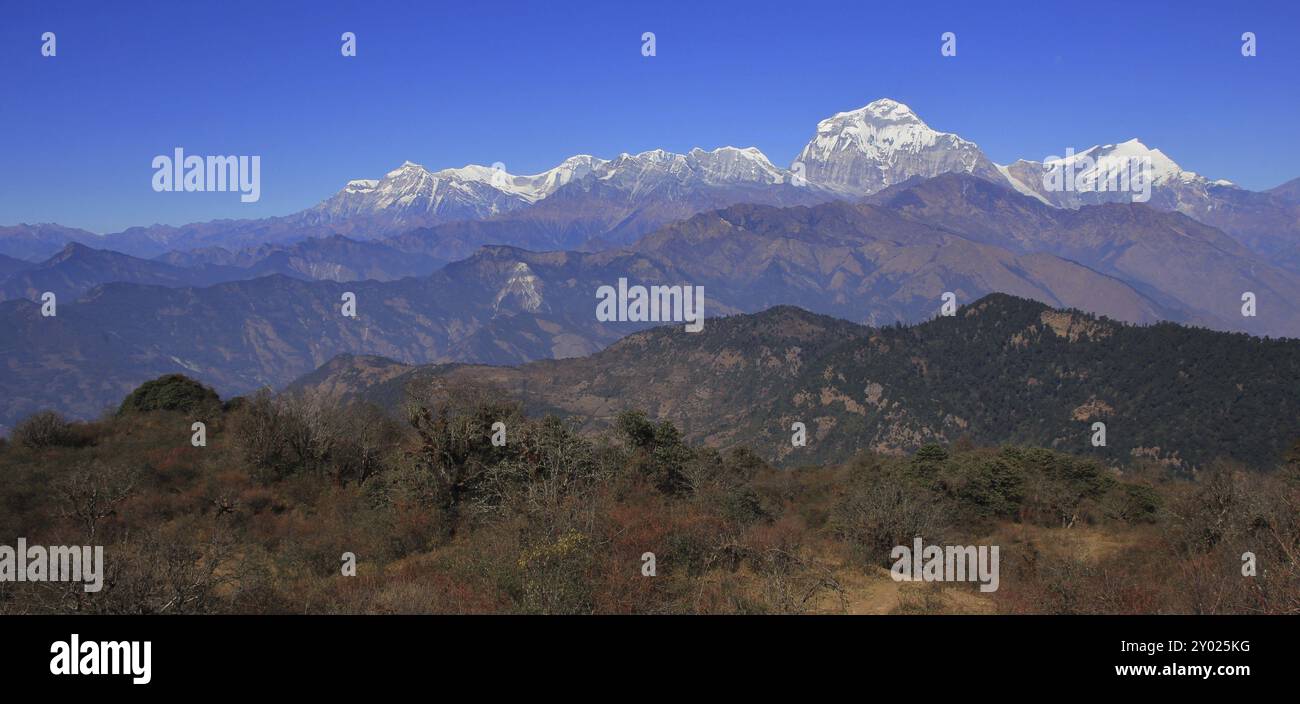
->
2, 374, 1297, 615
294, 294, 1300, 471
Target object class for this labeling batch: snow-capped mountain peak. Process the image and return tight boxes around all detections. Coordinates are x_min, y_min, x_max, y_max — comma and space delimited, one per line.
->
795, 98, 1003, 195
308, 101, 1259, 241
505, 155, 608, 201
588, 146, 787, 192
309, 159, 523, 226
385, 160, 430, 178
310, 144, 794, 231
999, 136, 1244, 210
686, 146, 786, 184
1043, 138, 1186, 186
522, 155, 607, 198
832, 97, 919, 123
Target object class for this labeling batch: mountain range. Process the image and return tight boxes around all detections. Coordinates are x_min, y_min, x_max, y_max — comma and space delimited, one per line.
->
0, 237, 446, 303
2, 98, 1298, 439
5, 98, 1297, 269
288, 294, 1300, 471
5, 169, 1299, 431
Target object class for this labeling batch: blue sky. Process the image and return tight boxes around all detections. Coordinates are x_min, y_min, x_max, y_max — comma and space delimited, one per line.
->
1, 0, 1297, 233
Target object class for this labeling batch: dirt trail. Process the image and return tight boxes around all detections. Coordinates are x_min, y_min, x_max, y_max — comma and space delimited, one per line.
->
811, 561, 997, 614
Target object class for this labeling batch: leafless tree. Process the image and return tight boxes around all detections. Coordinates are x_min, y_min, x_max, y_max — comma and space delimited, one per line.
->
56, 459, 137, 540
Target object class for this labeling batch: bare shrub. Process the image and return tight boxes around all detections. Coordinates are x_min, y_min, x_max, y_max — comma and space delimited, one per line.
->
56, 459, 138, 540
13, 410, 79, 449
233, 388, 398, 484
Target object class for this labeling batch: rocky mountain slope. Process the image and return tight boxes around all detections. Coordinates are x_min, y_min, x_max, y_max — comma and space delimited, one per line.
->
868, 173, 1300, 336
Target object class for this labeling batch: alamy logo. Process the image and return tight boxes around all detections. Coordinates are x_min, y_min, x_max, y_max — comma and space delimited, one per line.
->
890, 537, 1000, 593
596, 278, 704, 332
1041, 148, 1152, 203
50, 634, 151, 685
152, 147, 261, 203
0, 538, 103, 593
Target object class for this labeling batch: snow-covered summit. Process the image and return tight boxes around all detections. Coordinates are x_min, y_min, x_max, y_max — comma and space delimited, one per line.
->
795, 98, 1003, 195
592, 146, 786, 191
309, 100, 1253, 231
313, 144, 793, 227
1042, 138, 1186, 186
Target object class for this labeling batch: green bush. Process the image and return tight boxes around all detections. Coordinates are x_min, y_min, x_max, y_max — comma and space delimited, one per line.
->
951, 457, 1025, 519
1006, 446, 1115, 527
118, 374, 220, 416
